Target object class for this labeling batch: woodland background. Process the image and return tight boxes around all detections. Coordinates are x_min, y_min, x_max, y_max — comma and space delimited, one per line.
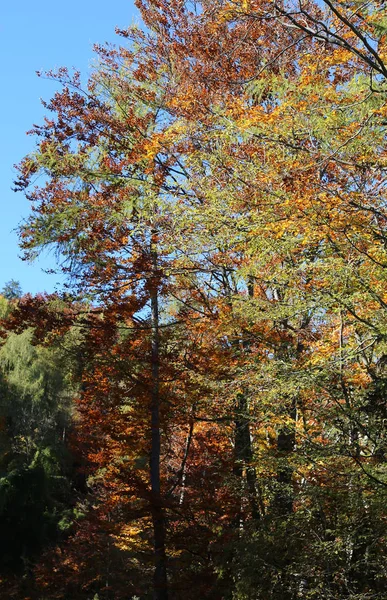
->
0, 1, 387, 598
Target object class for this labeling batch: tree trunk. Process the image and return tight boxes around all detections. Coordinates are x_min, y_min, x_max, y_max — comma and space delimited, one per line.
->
274, 396, 296, 515
150, 244, 168, 600
233, 392, 260, 522
233, 278, 260, 523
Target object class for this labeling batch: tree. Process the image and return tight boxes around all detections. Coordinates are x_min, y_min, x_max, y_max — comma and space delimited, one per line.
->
11, 1, 387, 597
14, 49, 188, 598
0, 297, 81, 596
1, 280, 22, 300
127, 1, 387, 596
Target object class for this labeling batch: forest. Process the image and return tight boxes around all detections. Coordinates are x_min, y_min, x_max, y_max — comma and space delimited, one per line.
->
1, 0, 387, 598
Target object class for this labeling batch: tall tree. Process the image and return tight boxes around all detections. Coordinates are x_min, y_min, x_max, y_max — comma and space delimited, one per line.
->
12, 1, 387, 597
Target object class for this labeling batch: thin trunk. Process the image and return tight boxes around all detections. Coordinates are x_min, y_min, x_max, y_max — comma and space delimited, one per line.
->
271, 292, 298, 516
233, 392, 260, 522
271, 396, 297, 600
228, 278, 260, 524
179, 416, 194, 505
233, 275, 260, 521
274, 396, 296, 515
150, 244, 168, 600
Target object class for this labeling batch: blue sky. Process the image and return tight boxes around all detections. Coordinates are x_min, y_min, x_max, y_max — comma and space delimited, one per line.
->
0, 1, 139, 295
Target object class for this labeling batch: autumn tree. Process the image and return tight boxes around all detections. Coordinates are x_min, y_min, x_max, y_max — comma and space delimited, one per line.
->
14, 45, 200, 598
126, 1, 387, 596
11, 0, 387, 598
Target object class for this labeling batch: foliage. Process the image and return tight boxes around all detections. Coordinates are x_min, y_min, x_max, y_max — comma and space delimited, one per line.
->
1, 281, 22, 301
6, 0, 387, 598
0, 298, 81, 591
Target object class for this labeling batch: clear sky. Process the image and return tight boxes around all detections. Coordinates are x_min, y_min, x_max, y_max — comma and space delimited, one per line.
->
0, 1, 139, 295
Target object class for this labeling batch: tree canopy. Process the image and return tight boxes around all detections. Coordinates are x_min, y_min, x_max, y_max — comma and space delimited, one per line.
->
3, 1, 387, 598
